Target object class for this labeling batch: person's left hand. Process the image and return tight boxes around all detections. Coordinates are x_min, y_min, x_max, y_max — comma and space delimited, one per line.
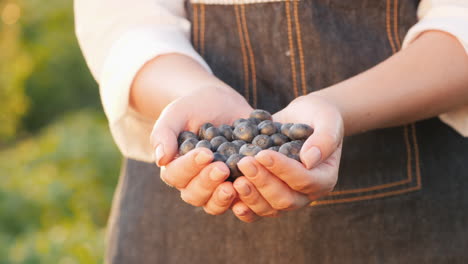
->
230, 94, 344, 222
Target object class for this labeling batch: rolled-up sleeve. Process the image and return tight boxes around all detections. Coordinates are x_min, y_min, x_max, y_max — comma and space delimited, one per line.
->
402, 0, 468, 137
74, 0, 211, 162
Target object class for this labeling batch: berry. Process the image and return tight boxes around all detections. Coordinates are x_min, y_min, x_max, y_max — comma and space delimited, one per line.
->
210, 136, 228, 151
232, 140, 246, 150
204, 127, 221, 141
213, 152, 227, 163
270, 133, 289, 146
252, 134, 273, 149
279, 142, 302, 162
248, 117, 261, 125
258, 120, 277, 135
233, 118, 248, 127
226, 154, 244, 179
198, 123, 213, 139
289, 124, 313, 140
269, 146, 280, 152
250, 109, 272, 121
217, 142, 238, 157
274, 122, 283, 132
233, 122, 258, 142
178, 131, 198, 146
196, 140, 212, 150
179, 138, 198, 155
239, 144, 262, 156
281, 123, 294, 138
218, 124, 233, 141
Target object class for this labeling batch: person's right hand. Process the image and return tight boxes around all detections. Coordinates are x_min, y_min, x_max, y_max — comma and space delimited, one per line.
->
150, 85, 253, 215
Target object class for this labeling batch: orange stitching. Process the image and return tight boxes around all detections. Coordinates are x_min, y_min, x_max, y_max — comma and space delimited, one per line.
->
235, 5, 250, 103
241, 4, 258, 108
404, 125, 413, 182
285, 0, 299, 98
411, 123, 422, 188
311, 186, 421, 206
329, 178, 411, 196
200, 4, 206, 56
193, 4, 199, 51
386, 0, 396, 53
293, 0, 307, 95
393, 0, 401, 50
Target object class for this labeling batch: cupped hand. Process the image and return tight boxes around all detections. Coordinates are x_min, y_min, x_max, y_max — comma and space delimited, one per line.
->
150, 86, 253, 215
231, 95, 344, 222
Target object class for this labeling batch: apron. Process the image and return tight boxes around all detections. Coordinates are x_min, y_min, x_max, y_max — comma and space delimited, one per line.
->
106, 1, 468, 263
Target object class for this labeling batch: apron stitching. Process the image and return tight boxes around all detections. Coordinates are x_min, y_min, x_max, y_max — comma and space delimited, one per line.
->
234, 5, 251, 103
293, 0, 307, 96
241, 4, 258, 108
411, 123, 422, 189
386, 0, 397, 53
193, 4, 200, 51
285, 0, 299, 98
200, 4, 206, 56
393, 0, 401, 49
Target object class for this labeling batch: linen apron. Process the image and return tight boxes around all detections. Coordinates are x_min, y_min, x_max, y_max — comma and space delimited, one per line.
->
106, 0, 468, 263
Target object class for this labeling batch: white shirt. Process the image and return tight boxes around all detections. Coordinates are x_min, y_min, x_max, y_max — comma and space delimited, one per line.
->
74, 0, 468, 162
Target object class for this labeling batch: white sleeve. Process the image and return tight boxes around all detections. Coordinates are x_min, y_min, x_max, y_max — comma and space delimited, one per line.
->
74, 0, 212, 162
402, 0, 468, 137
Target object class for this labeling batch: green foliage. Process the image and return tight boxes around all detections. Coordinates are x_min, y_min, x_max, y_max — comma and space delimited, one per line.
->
0, 110, 120, 263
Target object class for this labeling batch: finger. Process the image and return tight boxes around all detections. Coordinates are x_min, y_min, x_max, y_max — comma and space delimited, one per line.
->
255, 150, 334, 195
233, 177, 278, 217
160, 148, 213, 189
180, 162, 230, 207
231, 200, 260, 223
238, 156, 310, 211
150, 100, 189, 167
203, 182, 236, 215
300, 109, 343, 169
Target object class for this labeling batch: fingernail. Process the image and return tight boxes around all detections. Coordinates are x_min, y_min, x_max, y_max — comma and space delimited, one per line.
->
257, 153, 273, 167
195, 151, 212, 165
210, 167, 227, 181
155, 145, 165, 166
237, 183, 251, 196
303, 146, 321, 169
219, 188, 233, 200
239, 160, 258, 177
235, 207, 248, 216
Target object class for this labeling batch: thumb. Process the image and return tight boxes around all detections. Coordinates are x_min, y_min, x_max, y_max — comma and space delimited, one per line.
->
300, 110, 343, 170
150, 102, 187, 167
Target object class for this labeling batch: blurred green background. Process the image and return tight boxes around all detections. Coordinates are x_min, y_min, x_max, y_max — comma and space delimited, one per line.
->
1, 0, 121, 263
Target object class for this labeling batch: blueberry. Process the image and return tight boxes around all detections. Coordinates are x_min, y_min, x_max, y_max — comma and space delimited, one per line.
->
239, 144, 262, 156
250, 109, 272, 121
233, 118, 248, 127
248, 117, 261, 125
196, 140, 212, 150
178, 131, 198, 146
289, 124, 313, 140
204, 126, 221, 141
210, 136, 228, 151
274, 122, 283, 132
257, 120, 277, 136
233, 122, 258, 142
252, 134, 273, 149
226, 154, 244, 179
269, 146, 280, 152
232, 140, 246, 150
279, 141, 302, 162
270, 133, 289, 146
198, 123, 213, 139
179, 138, 198, 155
291, 140, 305, 148
218, 124, 233, 141
217, 142, 238, 157
280, 123, 294, 138
213, 152, 227, 163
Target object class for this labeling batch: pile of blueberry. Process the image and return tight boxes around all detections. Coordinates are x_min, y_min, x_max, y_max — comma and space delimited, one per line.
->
177, 109, 313, 181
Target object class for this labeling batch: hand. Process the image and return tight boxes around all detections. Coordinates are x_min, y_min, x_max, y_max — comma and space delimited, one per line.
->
231, 95, 344, 222
150, 85, 253, 215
